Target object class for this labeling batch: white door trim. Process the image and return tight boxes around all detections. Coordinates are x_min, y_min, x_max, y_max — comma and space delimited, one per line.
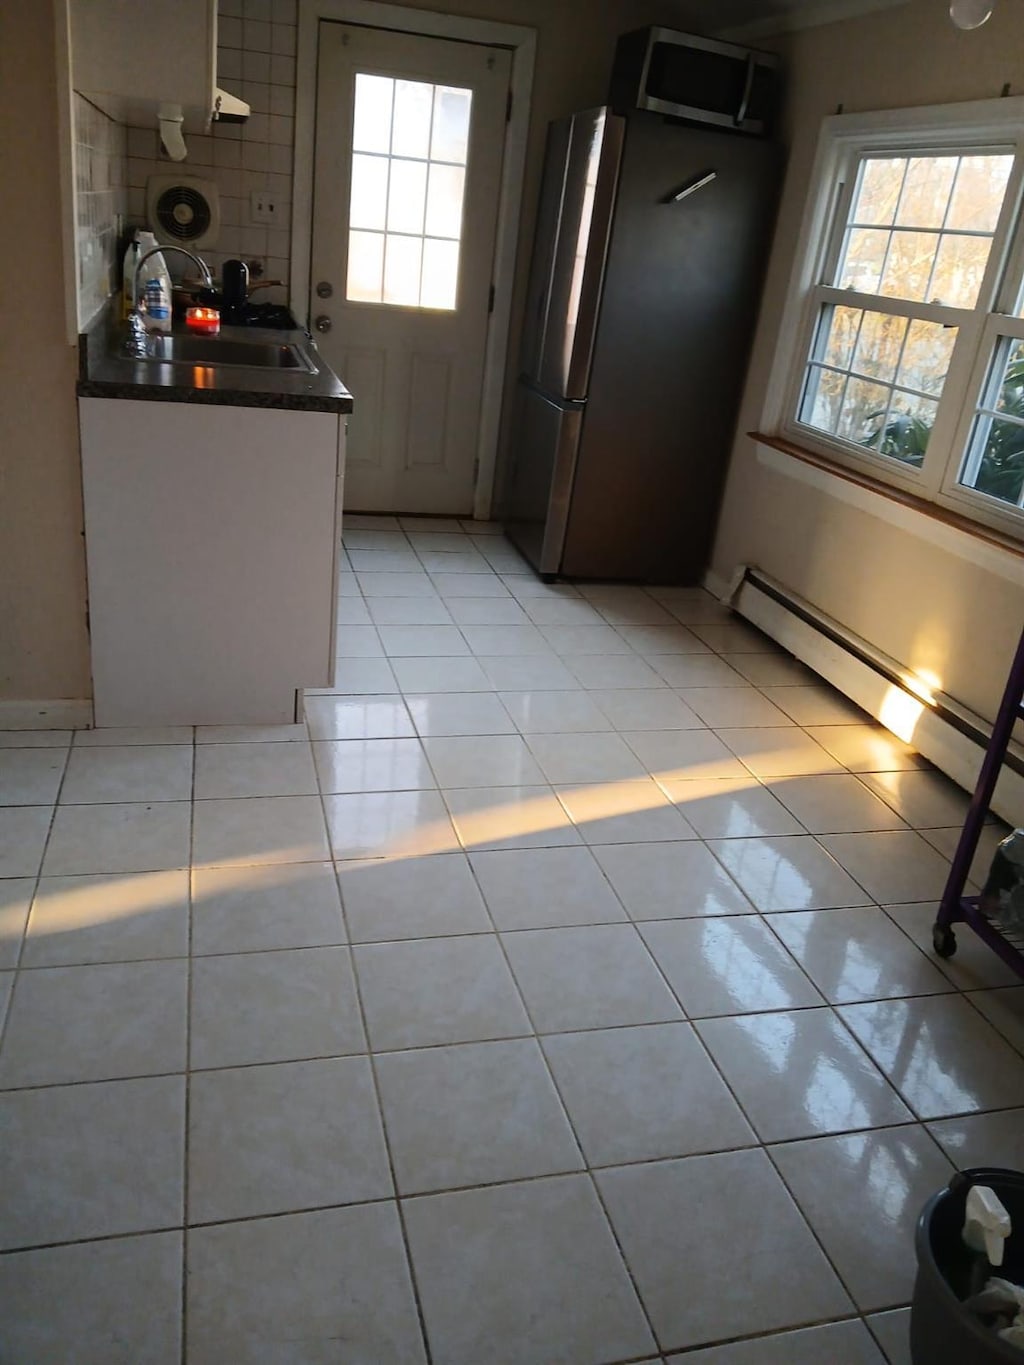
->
293, 0, 536, 520
54, 0, 80, 344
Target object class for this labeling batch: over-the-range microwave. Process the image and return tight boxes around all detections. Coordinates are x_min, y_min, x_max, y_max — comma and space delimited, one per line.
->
610, 27, 780, 137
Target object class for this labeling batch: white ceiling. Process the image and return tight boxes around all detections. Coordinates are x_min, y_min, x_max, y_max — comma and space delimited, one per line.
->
669, 0, 911, 40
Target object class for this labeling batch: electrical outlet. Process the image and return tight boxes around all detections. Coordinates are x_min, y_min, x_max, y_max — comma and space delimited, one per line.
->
250, 191, 279, 225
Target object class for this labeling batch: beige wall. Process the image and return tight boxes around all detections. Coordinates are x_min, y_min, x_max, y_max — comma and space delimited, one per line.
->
711, 0, 1024, 725
0, 1, 91, 701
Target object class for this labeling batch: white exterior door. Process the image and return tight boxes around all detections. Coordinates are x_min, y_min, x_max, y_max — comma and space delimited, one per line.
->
311, 22, 510, 514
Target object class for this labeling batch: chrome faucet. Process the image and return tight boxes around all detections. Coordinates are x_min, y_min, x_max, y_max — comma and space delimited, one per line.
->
124, 245, 215, 357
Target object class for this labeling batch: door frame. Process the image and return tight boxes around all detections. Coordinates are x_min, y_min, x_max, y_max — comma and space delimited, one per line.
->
293, 0, 536, 519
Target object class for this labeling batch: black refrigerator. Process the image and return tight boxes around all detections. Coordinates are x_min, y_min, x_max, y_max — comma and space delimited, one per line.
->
503, 100, 781, 582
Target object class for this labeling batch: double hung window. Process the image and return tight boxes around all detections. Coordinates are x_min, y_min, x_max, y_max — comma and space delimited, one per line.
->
773, 98, 1024, 536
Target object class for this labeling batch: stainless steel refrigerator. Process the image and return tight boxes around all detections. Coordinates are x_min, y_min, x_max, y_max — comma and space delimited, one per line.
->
503, 105, 780, 582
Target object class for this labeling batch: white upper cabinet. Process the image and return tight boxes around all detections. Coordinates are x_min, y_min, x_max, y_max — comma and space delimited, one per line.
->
70, 0, 249, 132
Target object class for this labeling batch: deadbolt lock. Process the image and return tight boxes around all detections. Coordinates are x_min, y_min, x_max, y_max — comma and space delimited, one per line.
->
316, 281, 333, 298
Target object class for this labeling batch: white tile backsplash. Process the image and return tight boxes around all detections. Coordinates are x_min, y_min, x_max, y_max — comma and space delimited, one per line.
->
243, 19, 273, 53
270, 85, 294, 117
218, 47, 243, 81
243, 49, 273, 83
270, 54, 295, 87
272, 23, 297, 56
218, 15, 243, 47
126, 127, 157, 160
74, 94, 127, 328
243, 81, 272, 114
268, 115, 292, 146
214, 138, 243, 169
242, 141, 270, 172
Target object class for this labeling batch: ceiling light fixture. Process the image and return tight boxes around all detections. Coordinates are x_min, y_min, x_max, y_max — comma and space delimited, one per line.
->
950, 0, 994, 28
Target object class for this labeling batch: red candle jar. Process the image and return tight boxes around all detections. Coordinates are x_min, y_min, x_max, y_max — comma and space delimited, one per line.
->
186, 306, 221, 335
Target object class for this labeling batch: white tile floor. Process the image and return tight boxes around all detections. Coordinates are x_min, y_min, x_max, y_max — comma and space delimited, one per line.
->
1, 516, 1023, 1363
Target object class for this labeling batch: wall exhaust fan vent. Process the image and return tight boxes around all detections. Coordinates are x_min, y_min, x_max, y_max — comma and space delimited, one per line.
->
146, 175, 220, 250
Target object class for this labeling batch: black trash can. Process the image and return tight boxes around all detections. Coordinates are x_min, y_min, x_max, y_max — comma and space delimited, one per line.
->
912, 1168, 1024, 1364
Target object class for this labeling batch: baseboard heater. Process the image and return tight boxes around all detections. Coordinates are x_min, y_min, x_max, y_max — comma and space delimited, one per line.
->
726, 566, 1024, 829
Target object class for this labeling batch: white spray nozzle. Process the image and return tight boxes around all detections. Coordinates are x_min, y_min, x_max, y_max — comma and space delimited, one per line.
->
963, 1185, 1012, 1267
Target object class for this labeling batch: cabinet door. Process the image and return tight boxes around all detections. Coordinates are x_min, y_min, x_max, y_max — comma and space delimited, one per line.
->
80, 399, 340, 726
71, 0, 216, 130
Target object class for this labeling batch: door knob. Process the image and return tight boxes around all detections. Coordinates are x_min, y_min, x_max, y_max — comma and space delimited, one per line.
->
314, 314, 332, 333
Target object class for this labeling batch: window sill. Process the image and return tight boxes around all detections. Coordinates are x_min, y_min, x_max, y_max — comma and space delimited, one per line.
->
749, 430, 1024, 563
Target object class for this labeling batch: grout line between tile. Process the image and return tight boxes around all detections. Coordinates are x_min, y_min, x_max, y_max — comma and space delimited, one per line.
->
180, 723, 197, 1364
456, 843, 665, 1357
0, 744, 73, 1053
959, 985, 1024, 1060
0, 1220, 188, 1258
315, 721, 436, 1365
662, 1310, 886, 1358
758, 1136, 866, 1321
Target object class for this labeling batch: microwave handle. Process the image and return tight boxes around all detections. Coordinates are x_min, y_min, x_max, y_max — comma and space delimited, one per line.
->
734, 53, 756, 127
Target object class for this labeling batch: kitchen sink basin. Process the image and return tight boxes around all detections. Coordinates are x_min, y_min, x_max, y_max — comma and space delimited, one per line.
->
138, 335, 318, 373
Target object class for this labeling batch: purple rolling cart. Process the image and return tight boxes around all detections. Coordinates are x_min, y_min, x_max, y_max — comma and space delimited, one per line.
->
933, 627, 1024, 979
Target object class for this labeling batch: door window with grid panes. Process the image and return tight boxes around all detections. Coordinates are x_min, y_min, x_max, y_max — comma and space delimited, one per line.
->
346, 73, 472, 310
775, 98, 1024, 538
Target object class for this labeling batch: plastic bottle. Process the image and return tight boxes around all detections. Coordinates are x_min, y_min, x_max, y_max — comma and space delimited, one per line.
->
979, 828, 1024, 935
963, 1185, 1012, 1266
133, 230, 173, 333
144, 277, 171, 331
121, 237, 140, 320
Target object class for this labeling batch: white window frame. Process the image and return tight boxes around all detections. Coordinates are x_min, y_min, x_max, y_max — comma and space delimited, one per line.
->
763, 96, 1024, 540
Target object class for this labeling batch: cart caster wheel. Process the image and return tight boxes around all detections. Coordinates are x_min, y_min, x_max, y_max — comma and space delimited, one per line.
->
932, 925, 957, 958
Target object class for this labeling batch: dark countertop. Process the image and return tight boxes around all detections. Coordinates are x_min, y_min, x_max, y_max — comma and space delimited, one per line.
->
77, 309, 354, 414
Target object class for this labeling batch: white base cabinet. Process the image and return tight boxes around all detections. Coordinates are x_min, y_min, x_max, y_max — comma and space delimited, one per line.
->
79, 398, 344, 726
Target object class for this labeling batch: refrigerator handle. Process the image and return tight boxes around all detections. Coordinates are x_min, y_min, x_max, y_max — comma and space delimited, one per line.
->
667, 170, 717, 204
734, 53, 756, 127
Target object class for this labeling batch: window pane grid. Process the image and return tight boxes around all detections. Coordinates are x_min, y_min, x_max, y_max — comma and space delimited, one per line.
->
800, 148, 1015, 483
802, 366, 937, 467
959, 336, 1024, 508
346, 72, 471, 310
785, 113, 1024, 530
847, 224, 1004, 241
869, 157, 915, 300
806, 361, 946, 408
836, 152, 1012, 308
349, 150, 469, 171
799, 301, 956, 467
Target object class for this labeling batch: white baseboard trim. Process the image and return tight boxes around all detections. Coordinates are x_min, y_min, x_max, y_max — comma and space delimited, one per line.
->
702, 568, 733, 601
730, 568, 1024, 828
0, 699, 93, 731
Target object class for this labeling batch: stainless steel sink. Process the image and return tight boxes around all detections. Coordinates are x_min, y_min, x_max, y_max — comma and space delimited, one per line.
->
139, 334, 318, 373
